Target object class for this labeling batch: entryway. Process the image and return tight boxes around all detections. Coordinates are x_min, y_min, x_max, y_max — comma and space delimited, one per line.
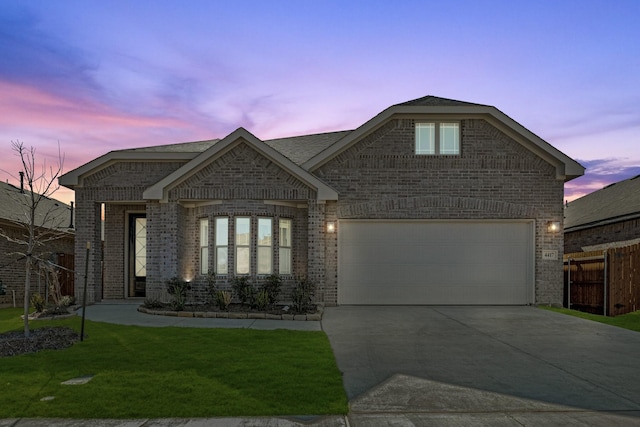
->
128, 213, 146, 297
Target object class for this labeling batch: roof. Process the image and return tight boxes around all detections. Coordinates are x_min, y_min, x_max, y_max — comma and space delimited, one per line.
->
564, 175, 640, 231
142, 128, 339, 201
264, 130, 351, 165
0, 180, 73, 231
394, 95, 490, 108
120, 139, 220, 153
303, 96, 585, 181
60, 95, 584, 194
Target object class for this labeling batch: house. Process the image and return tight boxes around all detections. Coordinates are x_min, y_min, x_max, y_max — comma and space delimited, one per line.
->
59, 96, 583, 306
564, 175, 640, 253
0, 179, 75, 306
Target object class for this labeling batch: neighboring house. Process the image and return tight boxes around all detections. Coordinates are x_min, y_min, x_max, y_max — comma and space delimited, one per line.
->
0, 179, 75, 306
564, 175, 640, 253
59, 96, 583, 306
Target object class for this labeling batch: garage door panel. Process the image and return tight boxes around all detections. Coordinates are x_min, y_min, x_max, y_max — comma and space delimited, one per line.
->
338, 221, 533, 305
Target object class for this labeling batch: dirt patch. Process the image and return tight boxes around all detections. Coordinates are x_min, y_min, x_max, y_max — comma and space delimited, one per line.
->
0, 327, 80, 358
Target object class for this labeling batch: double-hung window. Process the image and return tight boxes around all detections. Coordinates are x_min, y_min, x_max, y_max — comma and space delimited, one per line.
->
279, 219, 292, 274
415, 122, 460, 155
215, 217, 228, 274
257, 218, 272, 274
235, 217, 251, 275
199, 219, 209, 275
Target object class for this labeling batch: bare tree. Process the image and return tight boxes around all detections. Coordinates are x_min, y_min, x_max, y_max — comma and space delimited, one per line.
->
0, 141, 65, 337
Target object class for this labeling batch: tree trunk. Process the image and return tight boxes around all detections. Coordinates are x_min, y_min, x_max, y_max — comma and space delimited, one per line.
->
23, 255, 31, 338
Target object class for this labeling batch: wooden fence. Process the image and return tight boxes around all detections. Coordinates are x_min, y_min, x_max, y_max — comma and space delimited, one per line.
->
564, 243, 640, 316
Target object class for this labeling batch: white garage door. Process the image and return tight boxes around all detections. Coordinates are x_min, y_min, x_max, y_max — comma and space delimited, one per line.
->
338, 220, 534, 305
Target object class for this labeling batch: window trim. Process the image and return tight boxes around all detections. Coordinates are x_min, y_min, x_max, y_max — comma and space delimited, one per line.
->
415, 121, 460, 155
235, 217, 251, 275
199, 218, 209, 275
257, 217, 273, 275
279, 218, 292, 275
215, 217, 229, 275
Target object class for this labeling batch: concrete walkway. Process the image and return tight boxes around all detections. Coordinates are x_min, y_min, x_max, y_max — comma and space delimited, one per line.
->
77, 300, 321, 331
5, 303, 640, 426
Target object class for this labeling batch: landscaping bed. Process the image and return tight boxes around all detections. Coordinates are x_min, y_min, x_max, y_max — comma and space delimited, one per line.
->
138, 302, 324, 320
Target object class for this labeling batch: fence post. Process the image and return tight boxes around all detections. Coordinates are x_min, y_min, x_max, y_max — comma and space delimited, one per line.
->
604, 251, 608, 316
567, 258, 571, 309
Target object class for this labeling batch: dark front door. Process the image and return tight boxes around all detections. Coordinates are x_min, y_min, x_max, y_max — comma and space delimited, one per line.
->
128, 214, 146, 297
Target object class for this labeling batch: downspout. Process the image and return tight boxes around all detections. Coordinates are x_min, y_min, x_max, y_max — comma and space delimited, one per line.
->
69, 201, 74, 229
604, 251, 608, 316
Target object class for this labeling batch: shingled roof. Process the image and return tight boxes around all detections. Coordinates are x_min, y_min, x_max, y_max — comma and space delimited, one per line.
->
564, 174, 640, 231
0, 180, 73, 231
394, 95, 490, 108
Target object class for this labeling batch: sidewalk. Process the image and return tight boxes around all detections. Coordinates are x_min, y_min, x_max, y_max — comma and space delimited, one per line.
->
77, 300, 321, 331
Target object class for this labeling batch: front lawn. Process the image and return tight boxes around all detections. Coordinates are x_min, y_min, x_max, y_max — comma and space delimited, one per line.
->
540, 306, 640, 333
0, 308, 348, 418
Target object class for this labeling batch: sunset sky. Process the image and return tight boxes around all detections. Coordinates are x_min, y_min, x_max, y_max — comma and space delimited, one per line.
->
1, 0, 638, 205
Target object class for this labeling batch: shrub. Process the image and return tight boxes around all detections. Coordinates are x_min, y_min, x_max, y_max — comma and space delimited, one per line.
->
215, 290, 232, 311
30, 293, 46, 313
255, 289, 270, 311
290, 276, 316, 313
166, 277, 191, 311
260, 274, 282, 306
142, 297, 164, 309
58, 295, 75, 307
205, 272, 217, 305
231, 276, 255, 306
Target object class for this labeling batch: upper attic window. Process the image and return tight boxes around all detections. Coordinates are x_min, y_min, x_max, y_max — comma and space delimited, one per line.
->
415, 122, 460, 155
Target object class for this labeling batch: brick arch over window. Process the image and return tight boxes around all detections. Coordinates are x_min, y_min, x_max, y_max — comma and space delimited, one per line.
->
336, 196, 538, 218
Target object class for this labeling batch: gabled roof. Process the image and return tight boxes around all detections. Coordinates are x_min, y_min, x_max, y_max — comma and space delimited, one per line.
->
0, 181, 73, 231
303, 95, 584, 181
143, 128, 339, 201
60, 95, 584, 196
564, 175, 640, 231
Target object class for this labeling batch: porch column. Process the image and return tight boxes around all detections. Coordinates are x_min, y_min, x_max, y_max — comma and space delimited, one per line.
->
74, 193, 102, 303
307, 200, 326, 302
146, 201, 180, 300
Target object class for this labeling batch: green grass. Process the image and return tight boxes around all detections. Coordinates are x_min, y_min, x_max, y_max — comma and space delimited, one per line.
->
540, 306, 640, 333
0, 308, 348, 418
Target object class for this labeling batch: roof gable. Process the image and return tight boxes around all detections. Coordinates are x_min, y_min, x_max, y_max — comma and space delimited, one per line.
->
303, 96, 584, 181
143, 128, 339, 201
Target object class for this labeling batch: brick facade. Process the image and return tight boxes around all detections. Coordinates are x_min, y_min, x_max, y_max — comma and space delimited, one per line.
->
565, 218, 640, 253
314, 119, 564, 305
64, 100, 575, 306
0, 222, 74, 306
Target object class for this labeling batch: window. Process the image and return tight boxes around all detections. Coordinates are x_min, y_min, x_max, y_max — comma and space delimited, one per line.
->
215, 217, 228, 274
235, 217, 251, 275
199, 218, 209, 275
415, 122, 460, 155
257, 218, 272, 274
279, 219, 292, 274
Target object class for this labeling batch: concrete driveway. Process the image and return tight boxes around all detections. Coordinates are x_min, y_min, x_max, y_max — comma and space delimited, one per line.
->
322, 306, 640, 425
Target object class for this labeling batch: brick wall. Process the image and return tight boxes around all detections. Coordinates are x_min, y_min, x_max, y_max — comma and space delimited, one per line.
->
315, 118, 565, 305
0, 222, 74, 306
565, 218, 640, 253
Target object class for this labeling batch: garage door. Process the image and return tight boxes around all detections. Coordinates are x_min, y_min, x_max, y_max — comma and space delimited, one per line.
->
338, 220, 533, 305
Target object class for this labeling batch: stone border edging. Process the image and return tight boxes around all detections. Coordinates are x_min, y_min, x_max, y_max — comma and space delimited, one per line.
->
137, 303, 324, 321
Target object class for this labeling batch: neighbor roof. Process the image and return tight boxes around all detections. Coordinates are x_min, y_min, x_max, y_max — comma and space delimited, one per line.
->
564, 175, 640, 231
0, 181, 73, 231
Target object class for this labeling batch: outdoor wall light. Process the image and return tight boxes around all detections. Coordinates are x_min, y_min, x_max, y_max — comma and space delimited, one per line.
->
547, 221, 561, 233
326, 221, 337, 234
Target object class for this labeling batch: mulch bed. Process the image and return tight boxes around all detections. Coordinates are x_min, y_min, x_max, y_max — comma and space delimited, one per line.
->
0, 327, 80, 358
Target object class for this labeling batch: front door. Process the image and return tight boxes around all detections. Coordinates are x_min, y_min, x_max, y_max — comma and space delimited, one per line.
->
128, 214, 146, 297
